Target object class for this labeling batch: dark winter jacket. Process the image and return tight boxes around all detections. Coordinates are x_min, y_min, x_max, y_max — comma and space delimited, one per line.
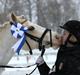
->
37, 44, 80, 75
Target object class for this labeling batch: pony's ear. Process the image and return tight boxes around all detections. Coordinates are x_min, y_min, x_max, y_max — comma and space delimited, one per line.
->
11, 13, 17, 22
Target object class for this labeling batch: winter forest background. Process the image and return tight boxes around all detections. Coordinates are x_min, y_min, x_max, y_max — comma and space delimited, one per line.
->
0, 0, 80, 75
0, 0, 80, 32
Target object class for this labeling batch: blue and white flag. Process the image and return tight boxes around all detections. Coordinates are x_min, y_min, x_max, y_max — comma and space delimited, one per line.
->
10, 22, 28, 55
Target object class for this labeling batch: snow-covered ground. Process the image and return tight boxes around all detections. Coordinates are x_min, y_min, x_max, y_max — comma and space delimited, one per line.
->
1, 47, 58, 75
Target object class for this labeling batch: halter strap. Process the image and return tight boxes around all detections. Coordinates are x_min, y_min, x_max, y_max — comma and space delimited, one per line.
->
39, 29, 52, 50
25, 28, 52, 53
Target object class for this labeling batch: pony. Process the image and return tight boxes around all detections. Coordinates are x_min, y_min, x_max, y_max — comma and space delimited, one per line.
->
0, 13, 61, 74
10, 13, 62, 50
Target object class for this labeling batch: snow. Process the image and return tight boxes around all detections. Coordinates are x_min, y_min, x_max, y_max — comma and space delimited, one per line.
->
1, 47, 58, 75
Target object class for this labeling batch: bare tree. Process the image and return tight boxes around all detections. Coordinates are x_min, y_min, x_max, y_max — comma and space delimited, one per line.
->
36, 0, 49, 28
0, 0, 79, 29
27, 0, 32, 21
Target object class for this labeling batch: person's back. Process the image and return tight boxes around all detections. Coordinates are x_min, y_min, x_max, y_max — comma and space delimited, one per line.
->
55, 44, 80, 75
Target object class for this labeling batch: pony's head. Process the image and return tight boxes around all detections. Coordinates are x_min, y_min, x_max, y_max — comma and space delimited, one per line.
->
10, 13, 61, 50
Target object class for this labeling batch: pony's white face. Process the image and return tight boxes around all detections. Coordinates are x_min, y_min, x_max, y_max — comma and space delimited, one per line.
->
10, 13, 52, 50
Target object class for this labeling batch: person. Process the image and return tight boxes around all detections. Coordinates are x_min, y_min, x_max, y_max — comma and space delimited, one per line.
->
36, 20, 80, 75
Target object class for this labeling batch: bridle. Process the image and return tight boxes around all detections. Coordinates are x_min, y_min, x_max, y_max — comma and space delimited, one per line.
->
15, 19, 53, 55
24, 28, 52, 54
